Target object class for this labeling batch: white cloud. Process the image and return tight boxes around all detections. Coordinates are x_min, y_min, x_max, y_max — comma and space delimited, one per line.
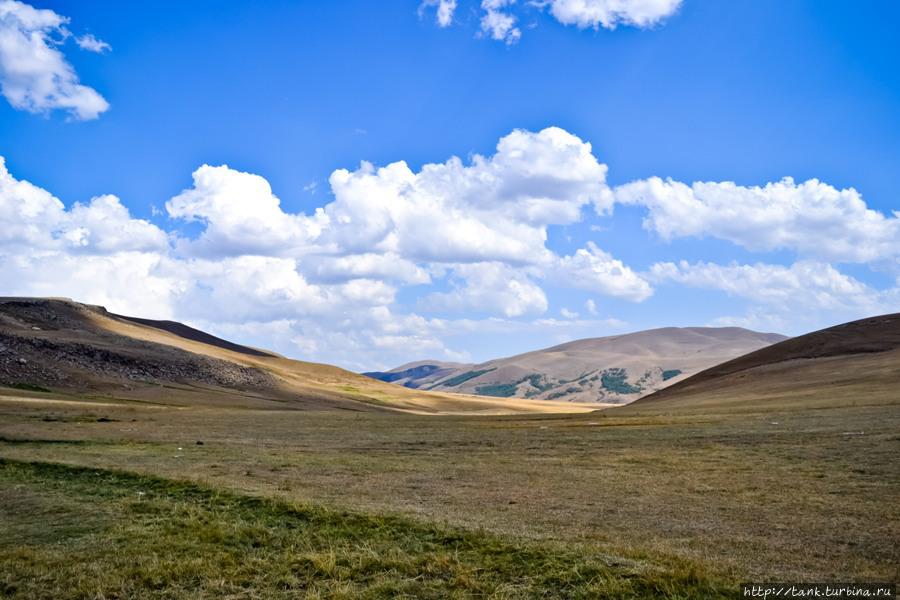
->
322, 126, 610, 264
0, 0, 109, 119
167, 128, 609, 266
75, 33, 109, 53
480, 0, 521, 44
0, 127, 653, 368
0, 157, 166, 253
616, 176, 900, 264
432, 0, 679, 41
65, 195, 169, 254
552, 241, 653, 301
649, 259, 900, 334
420, 0, 457, 28
543, 0, 682, 30
304, 252, 431, 285
2, 251, 180, 320
166, 164, 326, 257
423, 262, 548, 317
13, 121, 895, 368
650, 259, 890, 314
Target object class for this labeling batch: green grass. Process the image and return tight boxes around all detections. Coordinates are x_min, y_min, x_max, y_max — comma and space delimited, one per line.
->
662, 370, 682, 381
601, 368, 642, 394
474, 382, 520, 397
1, 398, 897, 584
0, 458, 728, 599
546, 386, 580, 400
432, 369, 496, 388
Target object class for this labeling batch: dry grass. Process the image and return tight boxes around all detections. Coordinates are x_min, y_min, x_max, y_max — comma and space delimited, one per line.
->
1, 392, 897, 587
1, 298, 600, 415
2, 459, 728, 599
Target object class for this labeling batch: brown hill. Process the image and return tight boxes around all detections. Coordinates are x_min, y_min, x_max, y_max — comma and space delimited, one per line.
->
367, 327, 786, 403
0, 298, 595, 415
615, 313, 900, 414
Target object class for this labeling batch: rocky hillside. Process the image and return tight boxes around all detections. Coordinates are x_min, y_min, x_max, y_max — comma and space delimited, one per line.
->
365, 327, 787, 404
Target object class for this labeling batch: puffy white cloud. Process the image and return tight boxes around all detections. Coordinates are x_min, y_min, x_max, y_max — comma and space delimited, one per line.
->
1, 251, 180, 320
166, 164, 326, 257
480, 0, 521, 44
0, 124, 648, 368
36, 119, 900, 367
0, 157, 166, 253
65, 195, 169, 253
423, 262, 548, 317
551, 242, 653, 301
616, 176, 900, 264
0, 0, 109, 119
322, 126, 609, 264
544, 0, 682, 30
75, 33, 109, 53
5, 109, 899, 371
0, 156, 66, 247
420, 0, 457, 28
165, 128, 613, 293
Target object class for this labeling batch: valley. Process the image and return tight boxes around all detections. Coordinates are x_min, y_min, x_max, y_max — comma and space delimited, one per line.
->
1, 299, 898, 598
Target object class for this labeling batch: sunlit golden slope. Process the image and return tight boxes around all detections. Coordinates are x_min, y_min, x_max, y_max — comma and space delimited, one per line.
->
0, 298, 596, 415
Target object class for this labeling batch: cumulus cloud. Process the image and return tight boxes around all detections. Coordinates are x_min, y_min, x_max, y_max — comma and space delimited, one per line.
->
552, 242, 653, 301
543, 0, 682, 30
323, 126, 610, 264
166, 164, 326, 257
7, 121, 893, 368
616, 176, 900, 264
423, 262, 548, 317
0, 126, 654, 368
0, 0, 109, 119
0, 157, 166, 253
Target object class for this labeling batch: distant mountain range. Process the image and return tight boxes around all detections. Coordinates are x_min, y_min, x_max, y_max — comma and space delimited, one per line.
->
364, 327, 788, 404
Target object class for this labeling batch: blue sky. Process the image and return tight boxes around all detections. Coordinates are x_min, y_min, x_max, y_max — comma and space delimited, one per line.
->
1, 0, 898, 369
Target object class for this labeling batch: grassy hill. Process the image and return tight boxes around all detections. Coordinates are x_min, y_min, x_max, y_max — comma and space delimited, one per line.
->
615, 313, 900, 414
0, 298, 595, 415
366, 327, 786, 404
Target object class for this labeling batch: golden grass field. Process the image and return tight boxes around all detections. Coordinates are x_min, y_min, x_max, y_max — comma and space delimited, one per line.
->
0, 298, 601, 415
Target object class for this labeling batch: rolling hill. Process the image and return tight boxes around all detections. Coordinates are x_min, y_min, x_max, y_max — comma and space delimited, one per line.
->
0, 298, 595, 415
615, 313, 900, 414
365, 327, 787, 403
